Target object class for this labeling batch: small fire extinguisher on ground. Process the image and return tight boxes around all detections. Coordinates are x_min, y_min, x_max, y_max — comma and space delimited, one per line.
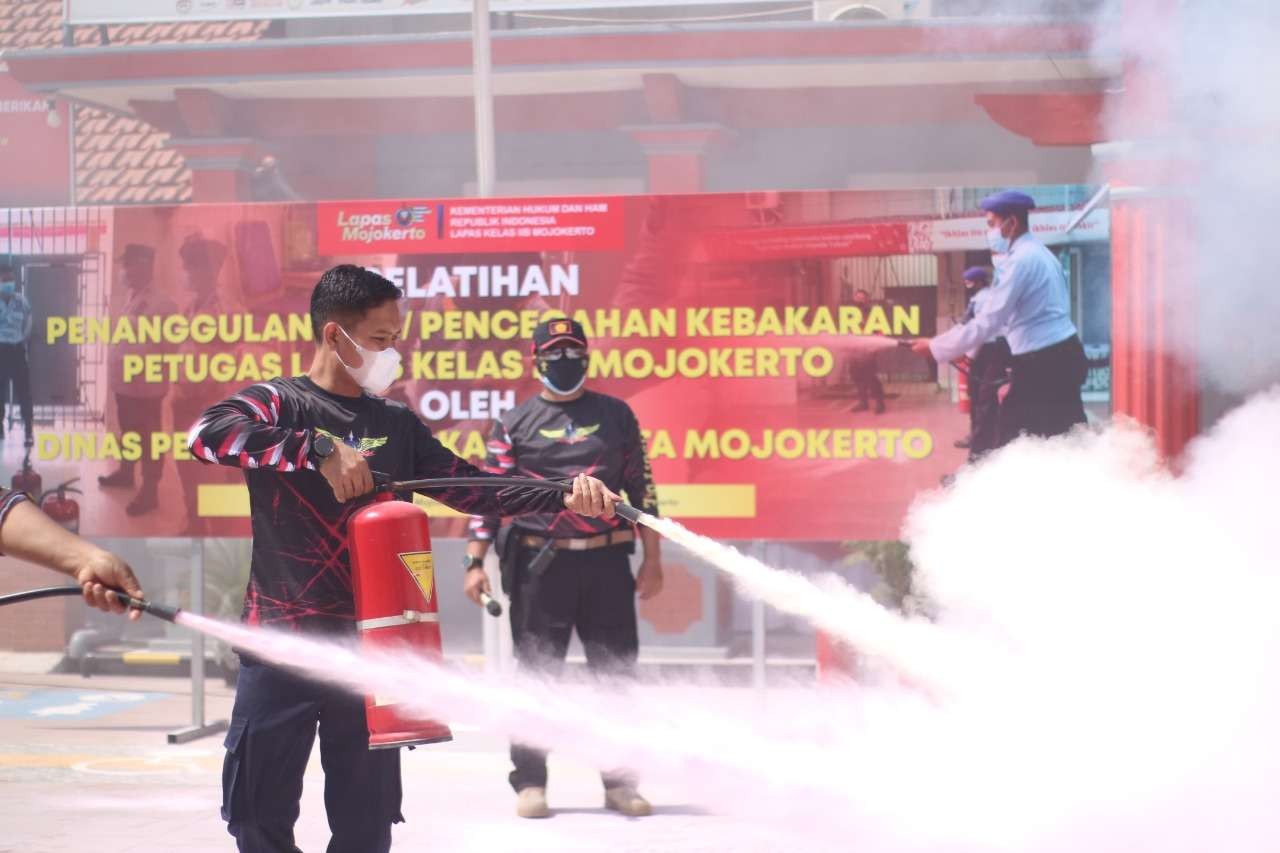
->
11, 454, 42, 499
39, 478, 82, 534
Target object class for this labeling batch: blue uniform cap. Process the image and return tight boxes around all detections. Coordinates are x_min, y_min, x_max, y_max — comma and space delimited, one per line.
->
979, 190, 1036, 216
962, 266, 990, 284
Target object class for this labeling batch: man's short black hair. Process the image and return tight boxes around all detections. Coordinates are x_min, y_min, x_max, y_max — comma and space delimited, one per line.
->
1013, 210, 1030, 232
309, 265, 401, 342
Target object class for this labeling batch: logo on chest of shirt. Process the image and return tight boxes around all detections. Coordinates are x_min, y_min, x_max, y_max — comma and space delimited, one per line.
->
538, 423, 600, 445
317, 428, 389, 458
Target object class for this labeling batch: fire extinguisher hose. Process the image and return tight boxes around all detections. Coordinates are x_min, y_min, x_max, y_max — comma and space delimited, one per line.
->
0, 586, 84, 607
0, 585, 179, 622
372, 474, 647, 524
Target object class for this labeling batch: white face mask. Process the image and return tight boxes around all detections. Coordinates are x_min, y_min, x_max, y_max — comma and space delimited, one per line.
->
336, 327, 401, 395
987, 226, 1011, 255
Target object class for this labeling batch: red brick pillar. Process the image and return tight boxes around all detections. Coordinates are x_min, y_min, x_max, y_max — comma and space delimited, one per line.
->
167, 138, 264, 203
623, 123, 731, 194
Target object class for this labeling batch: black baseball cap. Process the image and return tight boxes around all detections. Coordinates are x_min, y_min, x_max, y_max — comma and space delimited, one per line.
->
119, 244, 156, 265
180, 236, 228, 271
532, 317, 588, 352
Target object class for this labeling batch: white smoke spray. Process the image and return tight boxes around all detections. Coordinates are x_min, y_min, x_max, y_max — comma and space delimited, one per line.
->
170, 390, 1280, 851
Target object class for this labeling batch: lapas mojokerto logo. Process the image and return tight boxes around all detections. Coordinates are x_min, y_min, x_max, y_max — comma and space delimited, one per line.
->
333, 203, 434, 245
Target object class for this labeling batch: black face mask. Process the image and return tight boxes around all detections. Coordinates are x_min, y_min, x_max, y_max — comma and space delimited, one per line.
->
538, 358, 587, 395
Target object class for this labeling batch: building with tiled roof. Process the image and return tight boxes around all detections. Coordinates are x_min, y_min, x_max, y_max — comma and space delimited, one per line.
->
6, 1, 1117, 206
0, 1, 268, 206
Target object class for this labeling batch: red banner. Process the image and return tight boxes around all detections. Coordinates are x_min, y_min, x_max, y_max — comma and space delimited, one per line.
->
694, 222, 910, 261
18, 191, 980, 542
316, 196, 626, 256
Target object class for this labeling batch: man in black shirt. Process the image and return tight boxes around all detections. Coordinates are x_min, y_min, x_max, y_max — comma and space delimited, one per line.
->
188, 267, 620, 853
464, 317, 662, 820
849, 289, 886, 414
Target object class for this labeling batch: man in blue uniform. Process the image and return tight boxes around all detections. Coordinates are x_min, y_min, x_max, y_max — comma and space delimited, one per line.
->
0, 264, 34, 446
914, 190, 1087, 447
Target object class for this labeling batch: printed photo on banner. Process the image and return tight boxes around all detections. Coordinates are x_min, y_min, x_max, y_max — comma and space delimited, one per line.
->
20, 188, 1112, 540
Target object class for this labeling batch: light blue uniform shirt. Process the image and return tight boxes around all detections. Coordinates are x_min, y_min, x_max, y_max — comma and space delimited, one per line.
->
0, 293, 33, 345
931, 233, 1077, 363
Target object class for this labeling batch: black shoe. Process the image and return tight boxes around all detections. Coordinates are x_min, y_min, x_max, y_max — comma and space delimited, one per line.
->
954, 438, 971, 449
126, 491, 159, 517
873, 402, 886, 415
98, 470, 135, 489
850, 402, 870, 413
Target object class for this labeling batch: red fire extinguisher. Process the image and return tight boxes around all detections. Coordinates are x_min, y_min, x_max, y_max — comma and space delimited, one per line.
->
815, 630, 858, 684
39, 478, 82, 533
348, 492, 453, 749
10, 454, 42, 498
955, 357, 972, 415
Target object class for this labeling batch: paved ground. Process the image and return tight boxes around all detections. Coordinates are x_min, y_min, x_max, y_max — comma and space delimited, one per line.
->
0, 662, 818, 853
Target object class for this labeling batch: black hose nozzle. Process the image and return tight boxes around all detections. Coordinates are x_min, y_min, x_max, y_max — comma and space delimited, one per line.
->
114, 592, 181, 623
479, 592, 503, 618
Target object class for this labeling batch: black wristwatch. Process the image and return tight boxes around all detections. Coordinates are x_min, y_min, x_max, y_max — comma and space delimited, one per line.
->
310, 432, 336, 467
461, 554, 483, 572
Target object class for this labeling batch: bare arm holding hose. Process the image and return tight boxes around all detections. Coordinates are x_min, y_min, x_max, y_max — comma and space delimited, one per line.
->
0, 487, 144, 619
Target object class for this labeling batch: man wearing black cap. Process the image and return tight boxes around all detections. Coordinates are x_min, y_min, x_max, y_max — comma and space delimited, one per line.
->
913, 190, 1086, 447
99, 244, 176, 516
464, 316, 663, 820
171, 235, 230, 534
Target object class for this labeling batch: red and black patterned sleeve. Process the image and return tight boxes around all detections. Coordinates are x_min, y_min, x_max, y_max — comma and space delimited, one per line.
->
0, 486, 29, 534
467, 419, 518, 541
619, 403, 660, 518
186, 382, 315, 472
412, 417, 559, 519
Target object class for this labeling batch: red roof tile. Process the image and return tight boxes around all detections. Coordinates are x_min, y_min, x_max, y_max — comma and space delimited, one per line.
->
1, 1, 269, 205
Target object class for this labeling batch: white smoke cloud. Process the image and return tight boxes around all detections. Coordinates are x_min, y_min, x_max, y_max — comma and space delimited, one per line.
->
184, 390, 1280, 851
1092, 0, 1280, 397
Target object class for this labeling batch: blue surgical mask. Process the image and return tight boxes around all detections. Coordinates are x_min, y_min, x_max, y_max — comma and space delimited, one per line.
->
986, 227, 1010, 256
0, 280, 14, 296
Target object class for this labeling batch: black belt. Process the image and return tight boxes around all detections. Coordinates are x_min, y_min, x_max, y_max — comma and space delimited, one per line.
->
519, 529, 635, 551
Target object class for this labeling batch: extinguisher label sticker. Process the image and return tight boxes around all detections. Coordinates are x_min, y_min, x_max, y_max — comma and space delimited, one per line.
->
398, 551, 435, 601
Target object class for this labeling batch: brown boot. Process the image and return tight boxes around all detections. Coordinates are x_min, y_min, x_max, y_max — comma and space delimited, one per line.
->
604, 786, 652, 817
516, 786, 550, 819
